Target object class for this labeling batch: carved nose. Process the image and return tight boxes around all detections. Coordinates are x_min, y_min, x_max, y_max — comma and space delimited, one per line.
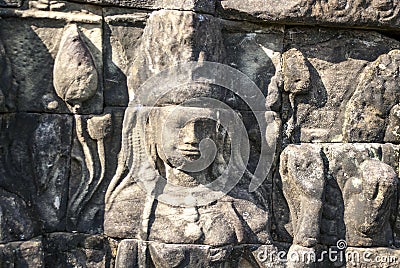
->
183, 136, 199, 146
182, 123, 199, 145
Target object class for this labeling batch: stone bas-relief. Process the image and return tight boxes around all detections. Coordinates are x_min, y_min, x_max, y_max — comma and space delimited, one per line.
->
1, 0, 400, 267
281, 27, 400, 143
104, 106, 272, 245
280, 145, 326, 267
0, 14, 103, 115
219, 0, 400, 30
277, 144, 400, 246
68, 108, 124, 233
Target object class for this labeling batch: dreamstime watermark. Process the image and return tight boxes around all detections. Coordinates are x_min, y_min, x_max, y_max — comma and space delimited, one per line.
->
130, 61, 278, 207
257, 240, 399, 265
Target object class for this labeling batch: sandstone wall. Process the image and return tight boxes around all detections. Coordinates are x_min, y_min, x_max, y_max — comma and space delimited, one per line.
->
1, 0, 400, 267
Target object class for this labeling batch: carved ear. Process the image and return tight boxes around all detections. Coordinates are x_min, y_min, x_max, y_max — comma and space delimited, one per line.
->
53, 24, 98, 107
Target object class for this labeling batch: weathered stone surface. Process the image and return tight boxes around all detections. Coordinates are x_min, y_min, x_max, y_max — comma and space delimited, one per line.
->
274, 143, 400, 248
280, 144, 326, 268
0, 238, 44, 267
344, 49, 400, 142
242, 111, 281, 186
67, 108, 124, 233
283, 48, 310, 96
280, 144, 326, 249
218, 0, 400, 31
0, 0, 23, 7
0, 0, 102, 21
0, 37, 15, 112
222, 22, 283, 112
282, 48, 311, 138
2, 0, 400, 266
127, 10, 226, 106
323, 143, 400, 247
104, 10, 285, 110
286, 244, 318, 268
27, 0, 102, 14
115, 239, 284, 267
0, 113, 73, 232
0, 188, 39, 243
104, 106, 273, 247
0, 18, 102, 114
281, 27, 400, 143
343, 160, 397, 247
69, 0, 216, 14
385, 104, 400, 143
345, 247, 400, 267
54, 23, 99, 113
43, 233, 112, 267
103, 9, 147, 107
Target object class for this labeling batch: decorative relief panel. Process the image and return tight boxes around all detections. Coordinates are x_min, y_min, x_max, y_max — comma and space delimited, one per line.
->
0, 0, 400, 267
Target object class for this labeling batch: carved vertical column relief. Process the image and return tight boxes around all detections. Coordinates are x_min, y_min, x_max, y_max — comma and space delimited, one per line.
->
280, 145, 326, 268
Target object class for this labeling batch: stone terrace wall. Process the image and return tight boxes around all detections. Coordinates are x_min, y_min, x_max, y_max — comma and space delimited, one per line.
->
0, 0, 400, 267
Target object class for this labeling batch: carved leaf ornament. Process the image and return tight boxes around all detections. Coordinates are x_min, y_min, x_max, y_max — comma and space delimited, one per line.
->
53, 24, 98, 108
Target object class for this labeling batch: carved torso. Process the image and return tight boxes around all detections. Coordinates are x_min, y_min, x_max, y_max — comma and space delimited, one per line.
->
105, 183, 270, 246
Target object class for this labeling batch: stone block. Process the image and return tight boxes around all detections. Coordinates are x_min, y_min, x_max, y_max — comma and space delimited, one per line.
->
0, 16, 103, 114
71, 0, 216, 14
218, 0, 400, 31
0, 113, 73, 231
43, 233, 112, 267
274, 143, 400, 247
103, 8, 148, 107
0, 238, 44, 267
280, 27, 400, 143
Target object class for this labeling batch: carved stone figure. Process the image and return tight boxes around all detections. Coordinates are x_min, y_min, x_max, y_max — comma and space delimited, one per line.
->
343, 50, 400, 142
105, 104, 271, 265
279, 144, 399, 252
282, 48, 310, 140
385, 104, 400, 143
343, 159, 398, 246
280, 145, 326, 267
2, 0, 400, 266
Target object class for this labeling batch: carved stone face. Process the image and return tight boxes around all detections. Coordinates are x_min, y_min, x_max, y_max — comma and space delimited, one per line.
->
153, 107, 223, 172
175, 119, 217, 160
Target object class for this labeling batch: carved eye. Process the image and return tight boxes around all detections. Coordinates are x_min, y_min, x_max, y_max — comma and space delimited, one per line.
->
53, 24, 98, 106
